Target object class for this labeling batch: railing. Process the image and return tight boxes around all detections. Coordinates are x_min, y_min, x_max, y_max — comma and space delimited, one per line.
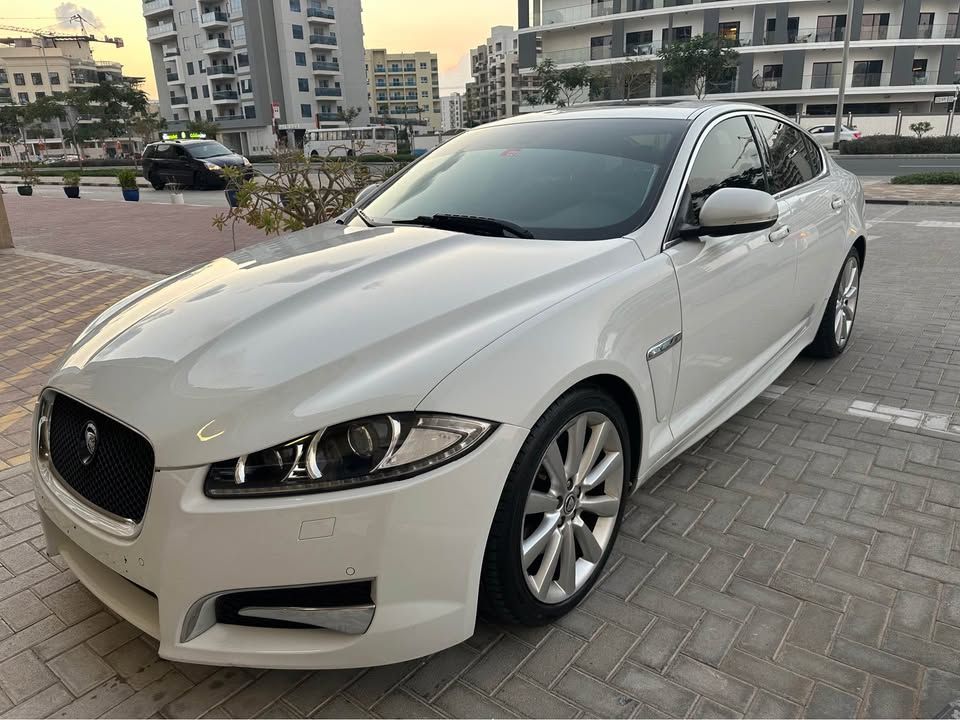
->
307, 6, 335, 19
206, 65, 235, 76
165, 72, 179, 82
170, 95, 188, 105
314, 87, 342, 96
204, 38, 233, 51
143, 0, 173, 14
201, 10, 229, 24
309, 34, 337, 45
147, 22, 176, 37
313, 60, 340, 71
163, 45, 179, 56
213, 90, 239, 100
316, 112, 339, 121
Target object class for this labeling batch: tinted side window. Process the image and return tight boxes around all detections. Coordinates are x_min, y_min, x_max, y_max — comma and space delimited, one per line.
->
143, 146, 156, 159
753, 117, 816, 193
802, 135, 823, 176
685, 116, 766, 225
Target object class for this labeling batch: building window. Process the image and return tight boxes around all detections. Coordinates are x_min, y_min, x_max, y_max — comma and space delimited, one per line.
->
420, 76, 428, 83
918, 12, 935, 38
198, 59, 205, 72
194, 34, 202, 48
191, 8, 198, 22
195, 110, 202, 121
17, 92, 28, 104
811, 61, 841, 88
13, 73, 24, 86
949, 12, 958, 38
49, 72, 60, 85
300, 103, 312, 118
30, 72, 42, 85
761, 64, 783, 90
295, 51, 307, 66
186, 62, 195, 76
913, 58, 928, 84
815, 15, 846, 42
292, 24, 304, 40
202, 85, 210, 98
590, 35, 613, 60
206, 109, 214, 120
190, 86, 198, 99
231, 24, 246, 44
244, 105, 256, 118
237, 52, 249, 67
35, 91, 45, 98
298, 78, 309, 91
290, 0, 301, 10
717, 22, 740, 45
420, 61, 427, 69
661, 26, 692, 44
626, 30, 653, 56
421, 90, 428, 97
179, 10, 187, 25
852, 59, 883, 86
860, 13, 890, 40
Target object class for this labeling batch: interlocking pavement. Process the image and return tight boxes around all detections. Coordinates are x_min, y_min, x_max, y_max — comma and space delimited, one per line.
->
863, 182, 960, 206
0, 204, 957, 718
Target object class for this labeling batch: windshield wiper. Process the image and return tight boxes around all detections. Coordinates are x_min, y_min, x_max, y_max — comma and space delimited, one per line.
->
392, 214, 534, 239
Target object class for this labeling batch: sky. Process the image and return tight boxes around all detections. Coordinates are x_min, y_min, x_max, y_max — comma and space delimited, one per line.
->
3, 0, 517, 99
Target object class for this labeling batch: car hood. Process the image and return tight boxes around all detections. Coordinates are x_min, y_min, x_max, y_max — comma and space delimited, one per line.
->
204, 154, 246, 167
47, 223, 640, 467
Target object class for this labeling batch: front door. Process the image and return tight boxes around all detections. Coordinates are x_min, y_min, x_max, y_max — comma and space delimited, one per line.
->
665, 115, 801, 441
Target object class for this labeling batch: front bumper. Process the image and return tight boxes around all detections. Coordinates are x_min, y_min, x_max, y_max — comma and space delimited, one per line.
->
34, 424, 526, 669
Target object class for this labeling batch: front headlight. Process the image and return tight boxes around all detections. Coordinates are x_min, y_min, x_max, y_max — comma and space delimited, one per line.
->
204, 413, 496, 498
204, 161, 223, 171
242, 157, 252, 166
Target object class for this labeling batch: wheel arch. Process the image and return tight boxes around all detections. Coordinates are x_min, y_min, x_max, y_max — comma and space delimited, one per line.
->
853, 235, 866, 269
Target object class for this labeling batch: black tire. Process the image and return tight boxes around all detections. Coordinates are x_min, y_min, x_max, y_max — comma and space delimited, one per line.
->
310, 150, 319, 159
806, 246, 861, 358
149, 174, 165, 191
479, 386, 630, 625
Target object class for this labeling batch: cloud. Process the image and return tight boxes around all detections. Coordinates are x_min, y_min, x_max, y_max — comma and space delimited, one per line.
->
51, 2, 104, 32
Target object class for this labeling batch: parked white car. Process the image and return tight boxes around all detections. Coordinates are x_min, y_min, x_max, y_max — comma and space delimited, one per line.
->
808, 124, 862, 146
33, 102, 866, 669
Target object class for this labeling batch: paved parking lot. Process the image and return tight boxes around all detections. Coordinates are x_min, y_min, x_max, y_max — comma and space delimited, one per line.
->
0, 204, 957, 718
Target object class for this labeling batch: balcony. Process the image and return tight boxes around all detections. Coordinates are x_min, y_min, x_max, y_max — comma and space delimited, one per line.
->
0, 89, 11, 104
315, 87, 342, 97
309, 34, 337, 49
200, 11, 229, 29
165, 72, 184, 85
147, 22, 178, 41
203, 38, 233, 54
0, 73, 7, 84
163, 44, 179, 57
170, 95, 188, 108
307, 6, 335, 21
142, 0, 174, 18
312, 60, 340, 74
206, 64, 235, 78
212, 90, 239, 103
316, 112, 339, 121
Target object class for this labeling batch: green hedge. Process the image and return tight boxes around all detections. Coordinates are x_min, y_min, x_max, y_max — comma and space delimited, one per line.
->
840, 135, 960, 155
891, 171, 960, 185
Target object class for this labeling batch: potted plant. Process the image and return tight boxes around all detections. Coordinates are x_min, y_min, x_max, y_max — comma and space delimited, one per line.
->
117, 169, 140, 202
17, 163, 38, 196
168, 182, 184, 205
62, 171, 81, 199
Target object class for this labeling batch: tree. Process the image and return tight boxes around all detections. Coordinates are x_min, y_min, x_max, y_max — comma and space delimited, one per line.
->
619, 57, 655, 100
186, 118, 220, 138
0, 105, 26, 161
909, 120, 933, 138
23, 97, 66, 156
58, 89, 94, 168
337, 106, 362, 126
530, 59, 593, 107
131, 112, 167, 146
658, 33, 740, 99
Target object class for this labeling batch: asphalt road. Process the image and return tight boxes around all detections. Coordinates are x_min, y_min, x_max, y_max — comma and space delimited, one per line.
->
833, 155, 960, 176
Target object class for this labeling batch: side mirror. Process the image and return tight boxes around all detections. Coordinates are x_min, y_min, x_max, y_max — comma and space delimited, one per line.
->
354, 182, 381, 206
682, 187, 779, 239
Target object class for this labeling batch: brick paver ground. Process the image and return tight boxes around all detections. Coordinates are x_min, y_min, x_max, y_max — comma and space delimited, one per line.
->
863, 182, 960, 205
0, 203, 957, 718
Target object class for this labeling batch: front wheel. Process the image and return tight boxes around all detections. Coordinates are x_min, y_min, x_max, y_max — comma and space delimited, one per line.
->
480, 387, 629, 625
806, 247, 861, 358
149, 174, 165, 191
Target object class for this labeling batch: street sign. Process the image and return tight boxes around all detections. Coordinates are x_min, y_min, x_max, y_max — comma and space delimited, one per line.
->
161, 131, 207, 140
934, 95, 956, 104
272, 101, 281, 120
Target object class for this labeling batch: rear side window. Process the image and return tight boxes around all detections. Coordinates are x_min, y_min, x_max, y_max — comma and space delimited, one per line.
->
684, 115, 766, 225
753, 116, 817, 194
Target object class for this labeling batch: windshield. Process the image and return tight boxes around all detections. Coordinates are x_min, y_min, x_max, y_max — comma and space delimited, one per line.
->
361, 118, 688, 240
186, 141, 234, 159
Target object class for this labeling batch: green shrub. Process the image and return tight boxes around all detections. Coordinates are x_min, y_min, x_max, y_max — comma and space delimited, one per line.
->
840, 135, 960, 154
116, 168, 139, 190
62, 171, 81, 187
890, 172, 960, 185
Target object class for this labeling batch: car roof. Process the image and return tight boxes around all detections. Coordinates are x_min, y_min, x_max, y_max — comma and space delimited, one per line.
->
489, 100, 790, 127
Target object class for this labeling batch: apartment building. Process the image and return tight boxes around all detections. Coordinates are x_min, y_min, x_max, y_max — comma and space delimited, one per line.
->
365, 49, 441, 131
467, 25, 541, 125
517, 0, 960, 129
144, 0, 369, 155
0, 37, 136, 161
440, 91, 464, 130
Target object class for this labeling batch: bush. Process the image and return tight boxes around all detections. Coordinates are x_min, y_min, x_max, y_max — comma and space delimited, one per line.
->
62, 172, 81, 187
17, 163, 38, 186
840, 135, 960, 154
116, 168, 139, 190
890, 172, 960, 185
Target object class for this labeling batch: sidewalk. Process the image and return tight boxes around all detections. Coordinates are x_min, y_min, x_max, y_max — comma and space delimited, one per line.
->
864, 183, 960, 206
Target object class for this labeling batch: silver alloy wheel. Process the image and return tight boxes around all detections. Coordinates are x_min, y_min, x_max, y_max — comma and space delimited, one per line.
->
520, 411, 624, 604
834, 255, 860, 348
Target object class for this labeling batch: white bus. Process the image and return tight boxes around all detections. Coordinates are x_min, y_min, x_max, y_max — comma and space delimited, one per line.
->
303, 126, 398, 158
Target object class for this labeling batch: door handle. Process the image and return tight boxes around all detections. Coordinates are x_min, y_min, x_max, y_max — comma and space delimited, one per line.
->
831, 197, 845, 210
769, 226, 790, 242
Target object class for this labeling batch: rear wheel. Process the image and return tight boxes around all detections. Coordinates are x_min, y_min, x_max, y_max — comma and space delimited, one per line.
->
806, 247, 861, 358
480, 387, 629, 625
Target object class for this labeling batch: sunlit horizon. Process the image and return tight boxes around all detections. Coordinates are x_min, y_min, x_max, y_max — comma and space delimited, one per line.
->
3, 0, 517, 99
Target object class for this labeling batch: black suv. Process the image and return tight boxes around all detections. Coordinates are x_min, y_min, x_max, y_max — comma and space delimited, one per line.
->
141, 139, 254, 190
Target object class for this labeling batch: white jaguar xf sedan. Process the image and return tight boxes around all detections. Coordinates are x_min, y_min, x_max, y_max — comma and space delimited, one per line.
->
32, 102, 865, 669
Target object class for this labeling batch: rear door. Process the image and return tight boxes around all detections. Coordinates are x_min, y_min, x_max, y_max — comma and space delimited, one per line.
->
753, 115, 842, 329
169, 145, 194, 185
665, 114, 802, 442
